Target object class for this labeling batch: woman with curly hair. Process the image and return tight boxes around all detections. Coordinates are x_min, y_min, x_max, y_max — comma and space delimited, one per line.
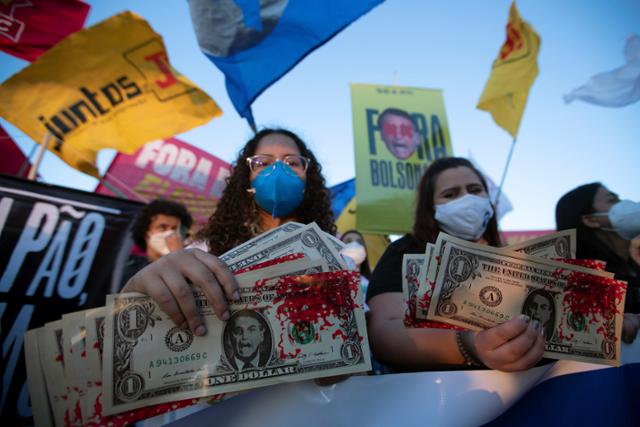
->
197, 128, 335, 255
123, 128, 336, 336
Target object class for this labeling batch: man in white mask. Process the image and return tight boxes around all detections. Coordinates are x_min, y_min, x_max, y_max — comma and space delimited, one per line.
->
556, 183, 640, 343
120, 199, 193, 289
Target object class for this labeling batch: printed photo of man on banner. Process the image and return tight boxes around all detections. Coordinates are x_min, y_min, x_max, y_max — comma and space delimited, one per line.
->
350, 83, 454, 234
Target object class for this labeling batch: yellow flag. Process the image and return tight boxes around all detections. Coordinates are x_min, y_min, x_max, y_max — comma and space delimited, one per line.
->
477, 2, 540, 138
0, 12, 221, 177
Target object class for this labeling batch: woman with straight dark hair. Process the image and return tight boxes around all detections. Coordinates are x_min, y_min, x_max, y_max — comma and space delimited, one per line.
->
367, 157, 545, 372
556, 182, 640, 343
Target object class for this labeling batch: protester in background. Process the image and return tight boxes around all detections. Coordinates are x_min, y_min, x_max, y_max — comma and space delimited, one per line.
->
123, 128, 336, 337
120, 199, 193, 288
556, 183, 640, 344
378, 108, 421, 160
340, 230, 372, 294
367, 157, 545, 372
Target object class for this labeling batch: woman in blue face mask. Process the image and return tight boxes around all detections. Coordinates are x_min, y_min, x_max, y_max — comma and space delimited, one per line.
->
198, 128, 336, 254
367, 157, 545, 372
122, 128, 336, 336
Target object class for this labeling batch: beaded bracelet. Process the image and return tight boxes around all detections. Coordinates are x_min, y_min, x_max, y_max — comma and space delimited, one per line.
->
455, 330, 484, 368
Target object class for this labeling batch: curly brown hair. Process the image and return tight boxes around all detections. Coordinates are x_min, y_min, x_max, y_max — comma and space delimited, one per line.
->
131, 199, 193, 251
197, 128, 337, 255
410, 157, 501, 248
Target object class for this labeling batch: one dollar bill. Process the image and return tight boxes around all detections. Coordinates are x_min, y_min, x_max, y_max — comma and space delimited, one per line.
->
101, 267, 370, 415
507, 229, 576, 258
427, 234, 627, 366
221, 222, 347, 272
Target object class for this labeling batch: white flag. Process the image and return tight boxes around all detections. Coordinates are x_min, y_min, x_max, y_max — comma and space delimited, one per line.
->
564, 34, 640, 107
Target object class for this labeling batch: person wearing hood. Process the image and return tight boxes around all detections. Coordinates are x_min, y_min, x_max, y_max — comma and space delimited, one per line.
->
121, 199, 193, 288
556, 182, 640, 343
366, 157, 545, 372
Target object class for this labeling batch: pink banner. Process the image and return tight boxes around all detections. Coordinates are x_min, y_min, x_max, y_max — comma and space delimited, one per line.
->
95, 137, 230, 226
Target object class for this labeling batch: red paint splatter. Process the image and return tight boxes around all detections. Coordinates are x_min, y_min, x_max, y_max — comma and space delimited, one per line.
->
90, 393, 102, 422
332, 329, 349, 340
406, 278, 464, 331
235, 253, 305, 274
277, 332, 301, 359
558, 270, 627, 344
85, 393, 202, 427
403, 253, 461, 331
255, 270, 362, 360
552, 258, 607, 271
73, 400, 82, 424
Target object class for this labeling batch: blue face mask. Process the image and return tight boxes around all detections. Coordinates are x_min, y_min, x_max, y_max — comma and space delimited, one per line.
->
251, 162, 305, 218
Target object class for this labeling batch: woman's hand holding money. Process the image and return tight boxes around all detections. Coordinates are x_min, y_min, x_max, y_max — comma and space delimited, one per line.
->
470, 315, 545, 372
123, 248, 239, 336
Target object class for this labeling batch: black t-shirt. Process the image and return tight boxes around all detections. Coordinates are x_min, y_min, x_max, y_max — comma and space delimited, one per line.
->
606, 256, 640, 313
120, 254, 150, 290
366, 235, 425, 303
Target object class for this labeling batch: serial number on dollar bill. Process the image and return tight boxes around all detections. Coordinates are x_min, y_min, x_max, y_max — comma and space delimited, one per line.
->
148, 352, 209, 369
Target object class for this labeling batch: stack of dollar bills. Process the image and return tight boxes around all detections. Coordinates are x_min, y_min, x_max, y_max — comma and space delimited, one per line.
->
402, 229, 628, 366
24, 222, 370, 426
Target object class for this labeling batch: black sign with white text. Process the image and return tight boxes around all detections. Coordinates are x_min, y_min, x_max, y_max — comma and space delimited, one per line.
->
0, 175, 142, 425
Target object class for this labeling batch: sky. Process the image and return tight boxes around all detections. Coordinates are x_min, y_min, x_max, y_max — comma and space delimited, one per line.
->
1, 0, 639, 232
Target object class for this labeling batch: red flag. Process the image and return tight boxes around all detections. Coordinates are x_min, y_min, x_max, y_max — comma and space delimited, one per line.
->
0, 0, 90, 62
0, 124, 31, 177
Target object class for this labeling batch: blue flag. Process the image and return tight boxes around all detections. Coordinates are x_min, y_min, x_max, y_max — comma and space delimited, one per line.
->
329, 178, 355, 220
188, 0, 384, 129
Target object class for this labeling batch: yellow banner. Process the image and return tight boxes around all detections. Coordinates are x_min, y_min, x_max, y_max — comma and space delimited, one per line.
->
476, 2, 540, 138
0, 11, 221, 177
351, 83, 454, 234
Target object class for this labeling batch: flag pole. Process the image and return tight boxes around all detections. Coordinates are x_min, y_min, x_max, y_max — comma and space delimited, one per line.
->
98, 176, 129, 200
494, 137, 517, 213
27, 132, 51, 181
17, 142, 39, 178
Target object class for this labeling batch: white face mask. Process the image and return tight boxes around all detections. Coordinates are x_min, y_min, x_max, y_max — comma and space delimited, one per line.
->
340, 241, 367, 266
147, 230, 175, 256
434, 194, 494, 241
595, 200, 640, 240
